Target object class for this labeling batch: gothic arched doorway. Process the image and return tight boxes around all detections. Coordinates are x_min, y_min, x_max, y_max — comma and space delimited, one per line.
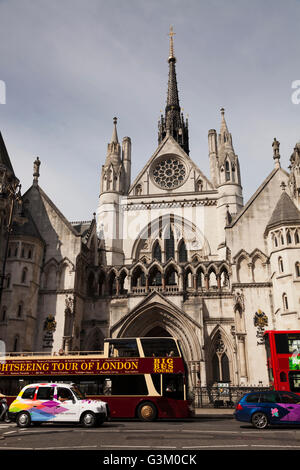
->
145, 326, 172, 337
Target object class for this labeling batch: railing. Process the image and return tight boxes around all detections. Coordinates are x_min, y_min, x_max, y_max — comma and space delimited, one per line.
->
1, 350, 104, 358
192, 385, 270, 408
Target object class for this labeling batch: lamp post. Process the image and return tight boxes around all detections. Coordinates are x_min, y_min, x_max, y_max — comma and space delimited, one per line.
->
0, 178, 22, 307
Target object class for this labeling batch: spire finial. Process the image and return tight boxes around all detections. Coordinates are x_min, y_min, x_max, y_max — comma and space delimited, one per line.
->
33, 156, 40, 185
168, 26, 176, 61
111, 117, 119, 143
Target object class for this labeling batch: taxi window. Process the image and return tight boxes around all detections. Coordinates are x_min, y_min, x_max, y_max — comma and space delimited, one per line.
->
22, 387, 36, 399
36, 387, 54, 400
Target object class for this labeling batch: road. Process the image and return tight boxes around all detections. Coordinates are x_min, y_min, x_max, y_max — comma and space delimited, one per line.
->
1, 417, 300, 451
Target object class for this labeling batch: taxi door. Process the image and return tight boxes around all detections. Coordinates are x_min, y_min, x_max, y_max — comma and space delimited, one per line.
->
52, 386, 80, 423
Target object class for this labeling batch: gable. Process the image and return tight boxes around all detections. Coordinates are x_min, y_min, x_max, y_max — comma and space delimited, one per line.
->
22, 185, 81, 263
226, 167, 289, 255
128, 135, 213, 197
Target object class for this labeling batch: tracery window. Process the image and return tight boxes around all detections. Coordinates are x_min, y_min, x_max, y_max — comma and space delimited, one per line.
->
152, 157, 186, 189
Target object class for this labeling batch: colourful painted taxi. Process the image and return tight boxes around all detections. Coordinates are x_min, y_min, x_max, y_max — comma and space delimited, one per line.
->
235, 390, 300, 429
9, 383, 109, 427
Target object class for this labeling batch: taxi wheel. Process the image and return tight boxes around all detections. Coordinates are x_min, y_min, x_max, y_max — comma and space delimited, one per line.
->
137, 402, 157, 422
251, 412, 268, 429
16, 411, 31, 428
80, 411, 96, 428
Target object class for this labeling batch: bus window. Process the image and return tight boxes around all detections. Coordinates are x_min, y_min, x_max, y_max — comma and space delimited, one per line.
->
163, 374, 184, 400
280, 371, 287, 382
141, 338, 179, 357
288, 335, 300, 353
289, 372, 300, 393
275, 333, 300, 354
107, 339, 139, 358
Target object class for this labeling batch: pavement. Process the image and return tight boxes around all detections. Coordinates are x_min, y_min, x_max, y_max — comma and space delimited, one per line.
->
194, 408, 234, 418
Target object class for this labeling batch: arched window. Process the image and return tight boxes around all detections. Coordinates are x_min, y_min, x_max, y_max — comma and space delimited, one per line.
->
282, 293, 288, 311
274, 236, 278, 247
225, 161, 230, 181
135, 184, 142, 196
6, 274, 11, 289
209, 270, 218, 288
231, 165, 236, 182
13, 336, 19, 352
165, 228, 175, 261
98, 271, 106, 296
108, 272, 117, 296
295, 231, 300, 244
165, 266, 177, 286
132, 267, 146, 288
287, 230, 292, 245
278, 257, 284, 273
149, 267, 162, 286
87, 272, 95, 296
17, 303, 23, 318
196, 269, 204, 288
296, 262, 300, 278
153, 242, 162, 262
28, 249, 32, 259
196, 180, 203, 192
280, 233, 285, 245
21, 268, 27, 284
1, 307, 6, 321
178, 240, 187, 263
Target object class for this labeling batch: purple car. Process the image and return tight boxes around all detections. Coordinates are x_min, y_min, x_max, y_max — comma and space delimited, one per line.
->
235, 390, 300, 429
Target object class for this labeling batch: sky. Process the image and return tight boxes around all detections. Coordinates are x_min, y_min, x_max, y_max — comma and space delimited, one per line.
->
0, 0, 300, 221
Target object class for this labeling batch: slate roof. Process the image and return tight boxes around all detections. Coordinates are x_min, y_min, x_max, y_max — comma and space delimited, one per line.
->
0, 131, 15, 174
266, 191, 300, 231
11, 207, 44, 243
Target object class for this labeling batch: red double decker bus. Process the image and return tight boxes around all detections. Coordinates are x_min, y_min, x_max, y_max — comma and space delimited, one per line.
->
264, 330, 300, 394
0, 337, 192, 421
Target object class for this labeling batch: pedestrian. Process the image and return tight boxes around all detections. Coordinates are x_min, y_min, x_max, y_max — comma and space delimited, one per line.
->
0, 389, 8, 421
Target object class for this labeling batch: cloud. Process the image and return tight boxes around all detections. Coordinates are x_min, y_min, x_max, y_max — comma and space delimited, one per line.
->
0, 0, 300, 219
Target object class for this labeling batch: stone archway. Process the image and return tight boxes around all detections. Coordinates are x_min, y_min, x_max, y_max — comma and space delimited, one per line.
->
110, 292, 204, 390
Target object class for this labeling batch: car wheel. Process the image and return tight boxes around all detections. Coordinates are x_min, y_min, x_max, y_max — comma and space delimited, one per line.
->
81, 411, 96, 428
16, 411, 31, 428
251, 412, 268, 429
137, 402, 157, 422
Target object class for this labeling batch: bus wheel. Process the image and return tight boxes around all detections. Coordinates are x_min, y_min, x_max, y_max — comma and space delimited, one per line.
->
80, 411, 96, 428
137, 402, 157, 422
251, 412, 268, 429
16, 412, 31, 428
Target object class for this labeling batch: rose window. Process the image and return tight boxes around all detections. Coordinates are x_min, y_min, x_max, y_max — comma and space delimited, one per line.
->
152, 157, 186, 189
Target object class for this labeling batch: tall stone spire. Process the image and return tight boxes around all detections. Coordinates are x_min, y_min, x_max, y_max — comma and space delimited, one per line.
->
158, 27, 189, 155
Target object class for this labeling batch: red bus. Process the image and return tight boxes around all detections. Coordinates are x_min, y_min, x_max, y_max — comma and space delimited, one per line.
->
0, 337, 192, 421
264, 330, 300, 394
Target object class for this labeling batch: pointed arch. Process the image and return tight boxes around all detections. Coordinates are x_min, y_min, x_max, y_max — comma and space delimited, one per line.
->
178, 239, 188, 263
152, 240, 162, 262
206, 326, 235, 385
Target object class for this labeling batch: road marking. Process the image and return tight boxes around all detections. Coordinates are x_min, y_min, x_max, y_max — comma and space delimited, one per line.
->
183, 445, 249, 449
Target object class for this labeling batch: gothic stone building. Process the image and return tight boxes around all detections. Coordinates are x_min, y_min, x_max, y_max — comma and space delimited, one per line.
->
1, 32, 300, 391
